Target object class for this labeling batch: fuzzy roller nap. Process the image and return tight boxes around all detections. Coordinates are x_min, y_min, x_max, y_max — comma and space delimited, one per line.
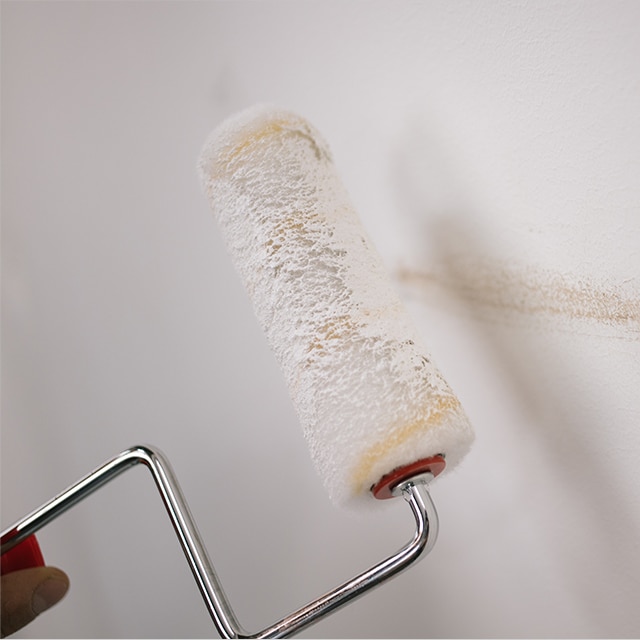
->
198, 104, 474, 509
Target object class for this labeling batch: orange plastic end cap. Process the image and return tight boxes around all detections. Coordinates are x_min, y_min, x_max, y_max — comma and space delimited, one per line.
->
371, 455, 446, 500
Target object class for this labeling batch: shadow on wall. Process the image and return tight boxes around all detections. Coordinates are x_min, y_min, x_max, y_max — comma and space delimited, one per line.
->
388, 116, 640, 635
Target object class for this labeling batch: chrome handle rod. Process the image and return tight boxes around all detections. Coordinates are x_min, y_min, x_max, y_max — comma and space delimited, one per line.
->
138, 446, 247, 638
1, 447, 143, 553
1, 445, 438, 639
255, 480, 437, 638
1, 445, 244, 638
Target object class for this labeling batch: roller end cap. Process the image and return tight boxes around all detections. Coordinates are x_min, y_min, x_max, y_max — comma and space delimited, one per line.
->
371, 456, 446, 500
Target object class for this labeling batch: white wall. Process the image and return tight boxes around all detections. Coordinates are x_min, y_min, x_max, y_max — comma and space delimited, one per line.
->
2, 1, 639, 637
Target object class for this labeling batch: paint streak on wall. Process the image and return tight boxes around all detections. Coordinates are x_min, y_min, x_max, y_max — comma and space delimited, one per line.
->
396, 260, 640, 341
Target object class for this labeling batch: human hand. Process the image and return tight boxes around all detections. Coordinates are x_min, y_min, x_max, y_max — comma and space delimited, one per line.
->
1, 566, 69, 637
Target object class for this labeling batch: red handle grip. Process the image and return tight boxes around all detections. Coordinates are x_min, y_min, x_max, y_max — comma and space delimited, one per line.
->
1, 535, 45, 575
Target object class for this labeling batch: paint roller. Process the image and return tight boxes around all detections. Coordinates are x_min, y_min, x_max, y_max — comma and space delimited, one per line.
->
1, 105, 473, 637
198, 104, 473, 508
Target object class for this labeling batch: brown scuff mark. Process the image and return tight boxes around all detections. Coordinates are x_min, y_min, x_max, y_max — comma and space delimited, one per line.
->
396, 261, 640, 338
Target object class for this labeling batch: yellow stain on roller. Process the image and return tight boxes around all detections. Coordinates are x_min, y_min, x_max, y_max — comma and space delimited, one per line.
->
350, 394, 462, 495
306, 315, 358, 353
227, 119, 290, 162
266, 217, 313, 257
215, 114, 323, 176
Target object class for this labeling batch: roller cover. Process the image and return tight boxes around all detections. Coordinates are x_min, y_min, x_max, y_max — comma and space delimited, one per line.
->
198, 105, 473, 509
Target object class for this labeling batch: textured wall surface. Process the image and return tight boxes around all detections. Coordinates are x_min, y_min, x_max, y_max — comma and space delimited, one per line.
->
2, 2, 639, 638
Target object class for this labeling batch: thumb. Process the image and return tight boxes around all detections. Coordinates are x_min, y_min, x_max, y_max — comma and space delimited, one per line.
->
1, 566, 69, 638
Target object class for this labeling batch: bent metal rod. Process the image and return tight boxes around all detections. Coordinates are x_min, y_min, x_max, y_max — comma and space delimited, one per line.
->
1, 444, 439, 638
